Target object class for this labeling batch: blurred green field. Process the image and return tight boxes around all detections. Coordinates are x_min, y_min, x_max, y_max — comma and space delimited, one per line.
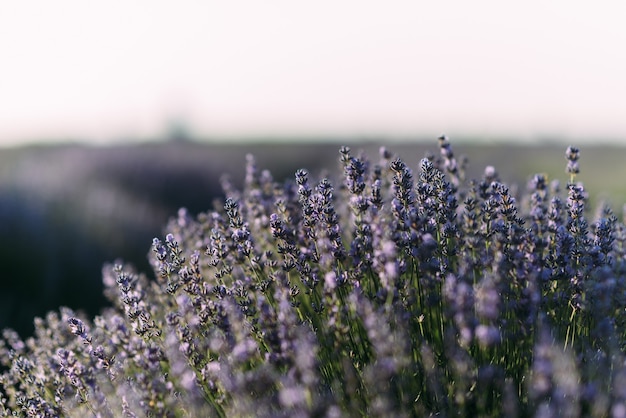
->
454, 143, 626, 211
0, 140, 624, 336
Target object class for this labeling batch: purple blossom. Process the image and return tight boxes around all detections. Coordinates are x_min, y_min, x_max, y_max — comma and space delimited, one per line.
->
0, 140, 625, 416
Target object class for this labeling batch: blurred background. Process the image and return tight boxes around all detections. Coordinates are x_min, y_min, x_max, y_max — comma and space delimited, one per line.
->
1, 1, 626, 336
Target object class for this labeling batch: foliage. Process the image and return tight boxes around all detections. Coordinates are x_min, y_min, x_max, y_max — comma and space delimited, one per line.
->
1, 138, 625, 417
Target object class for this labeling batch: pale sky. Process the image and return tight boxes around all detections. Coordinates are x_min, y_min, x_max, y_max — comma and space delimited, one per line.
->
1, 1, 626, 145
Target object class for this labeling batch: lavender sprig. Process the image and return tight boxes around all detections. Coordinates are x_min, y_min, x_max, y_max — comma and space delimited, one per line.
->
1, 140, 626, 417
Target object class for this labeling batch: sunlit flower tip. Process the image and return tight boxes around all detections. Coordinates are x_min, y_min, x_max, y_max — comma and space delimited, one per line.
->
475, 289, 499, 321
380, 240, 396, 258
484, 165, 497, 178
232, 339, 257, 363
421, 233, 437, 249
529, 173, 548, 191
389, 158, 405, 172
475, 325, 500, 347
350, 195, 369, 213
460, 326, 473, 346
67, 317, 87, 336
295, 169, 308, 185
384, 261, 398, 280
565, 145, 580, 162
419, 157, 433, 172
339, 146, 351, 164
379, 146, 392, 160
324, 271, 337, 290
565, 145, 581, 176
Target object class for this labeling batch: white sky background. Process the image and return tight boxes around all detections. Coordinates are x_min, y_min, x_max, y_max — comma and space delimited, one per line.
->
1, 1, 626, 145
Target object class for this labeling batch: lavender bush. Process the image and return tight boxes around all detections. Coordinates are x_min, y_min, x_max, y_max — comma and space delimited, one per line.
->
1, 138, 625, 417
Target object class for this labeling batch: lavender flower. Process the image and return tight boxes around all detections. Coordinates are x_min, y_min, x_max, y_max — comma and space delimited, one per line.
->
2, 140, 626, 416
566, 145, 580, 181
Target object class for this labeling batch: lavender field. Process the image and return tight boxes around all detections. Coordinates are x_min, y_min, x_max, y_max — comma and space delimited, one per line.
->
1, 139, 626, 416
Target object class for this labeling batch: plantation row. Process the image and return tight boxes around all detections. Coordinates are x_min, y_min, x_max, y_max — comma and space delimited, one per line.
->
1, 138, 625, 417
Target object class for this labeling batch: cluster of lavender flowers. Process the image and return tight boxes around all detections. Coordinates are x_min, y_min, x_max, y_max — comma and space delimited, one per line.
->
2, 138, 626, 417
